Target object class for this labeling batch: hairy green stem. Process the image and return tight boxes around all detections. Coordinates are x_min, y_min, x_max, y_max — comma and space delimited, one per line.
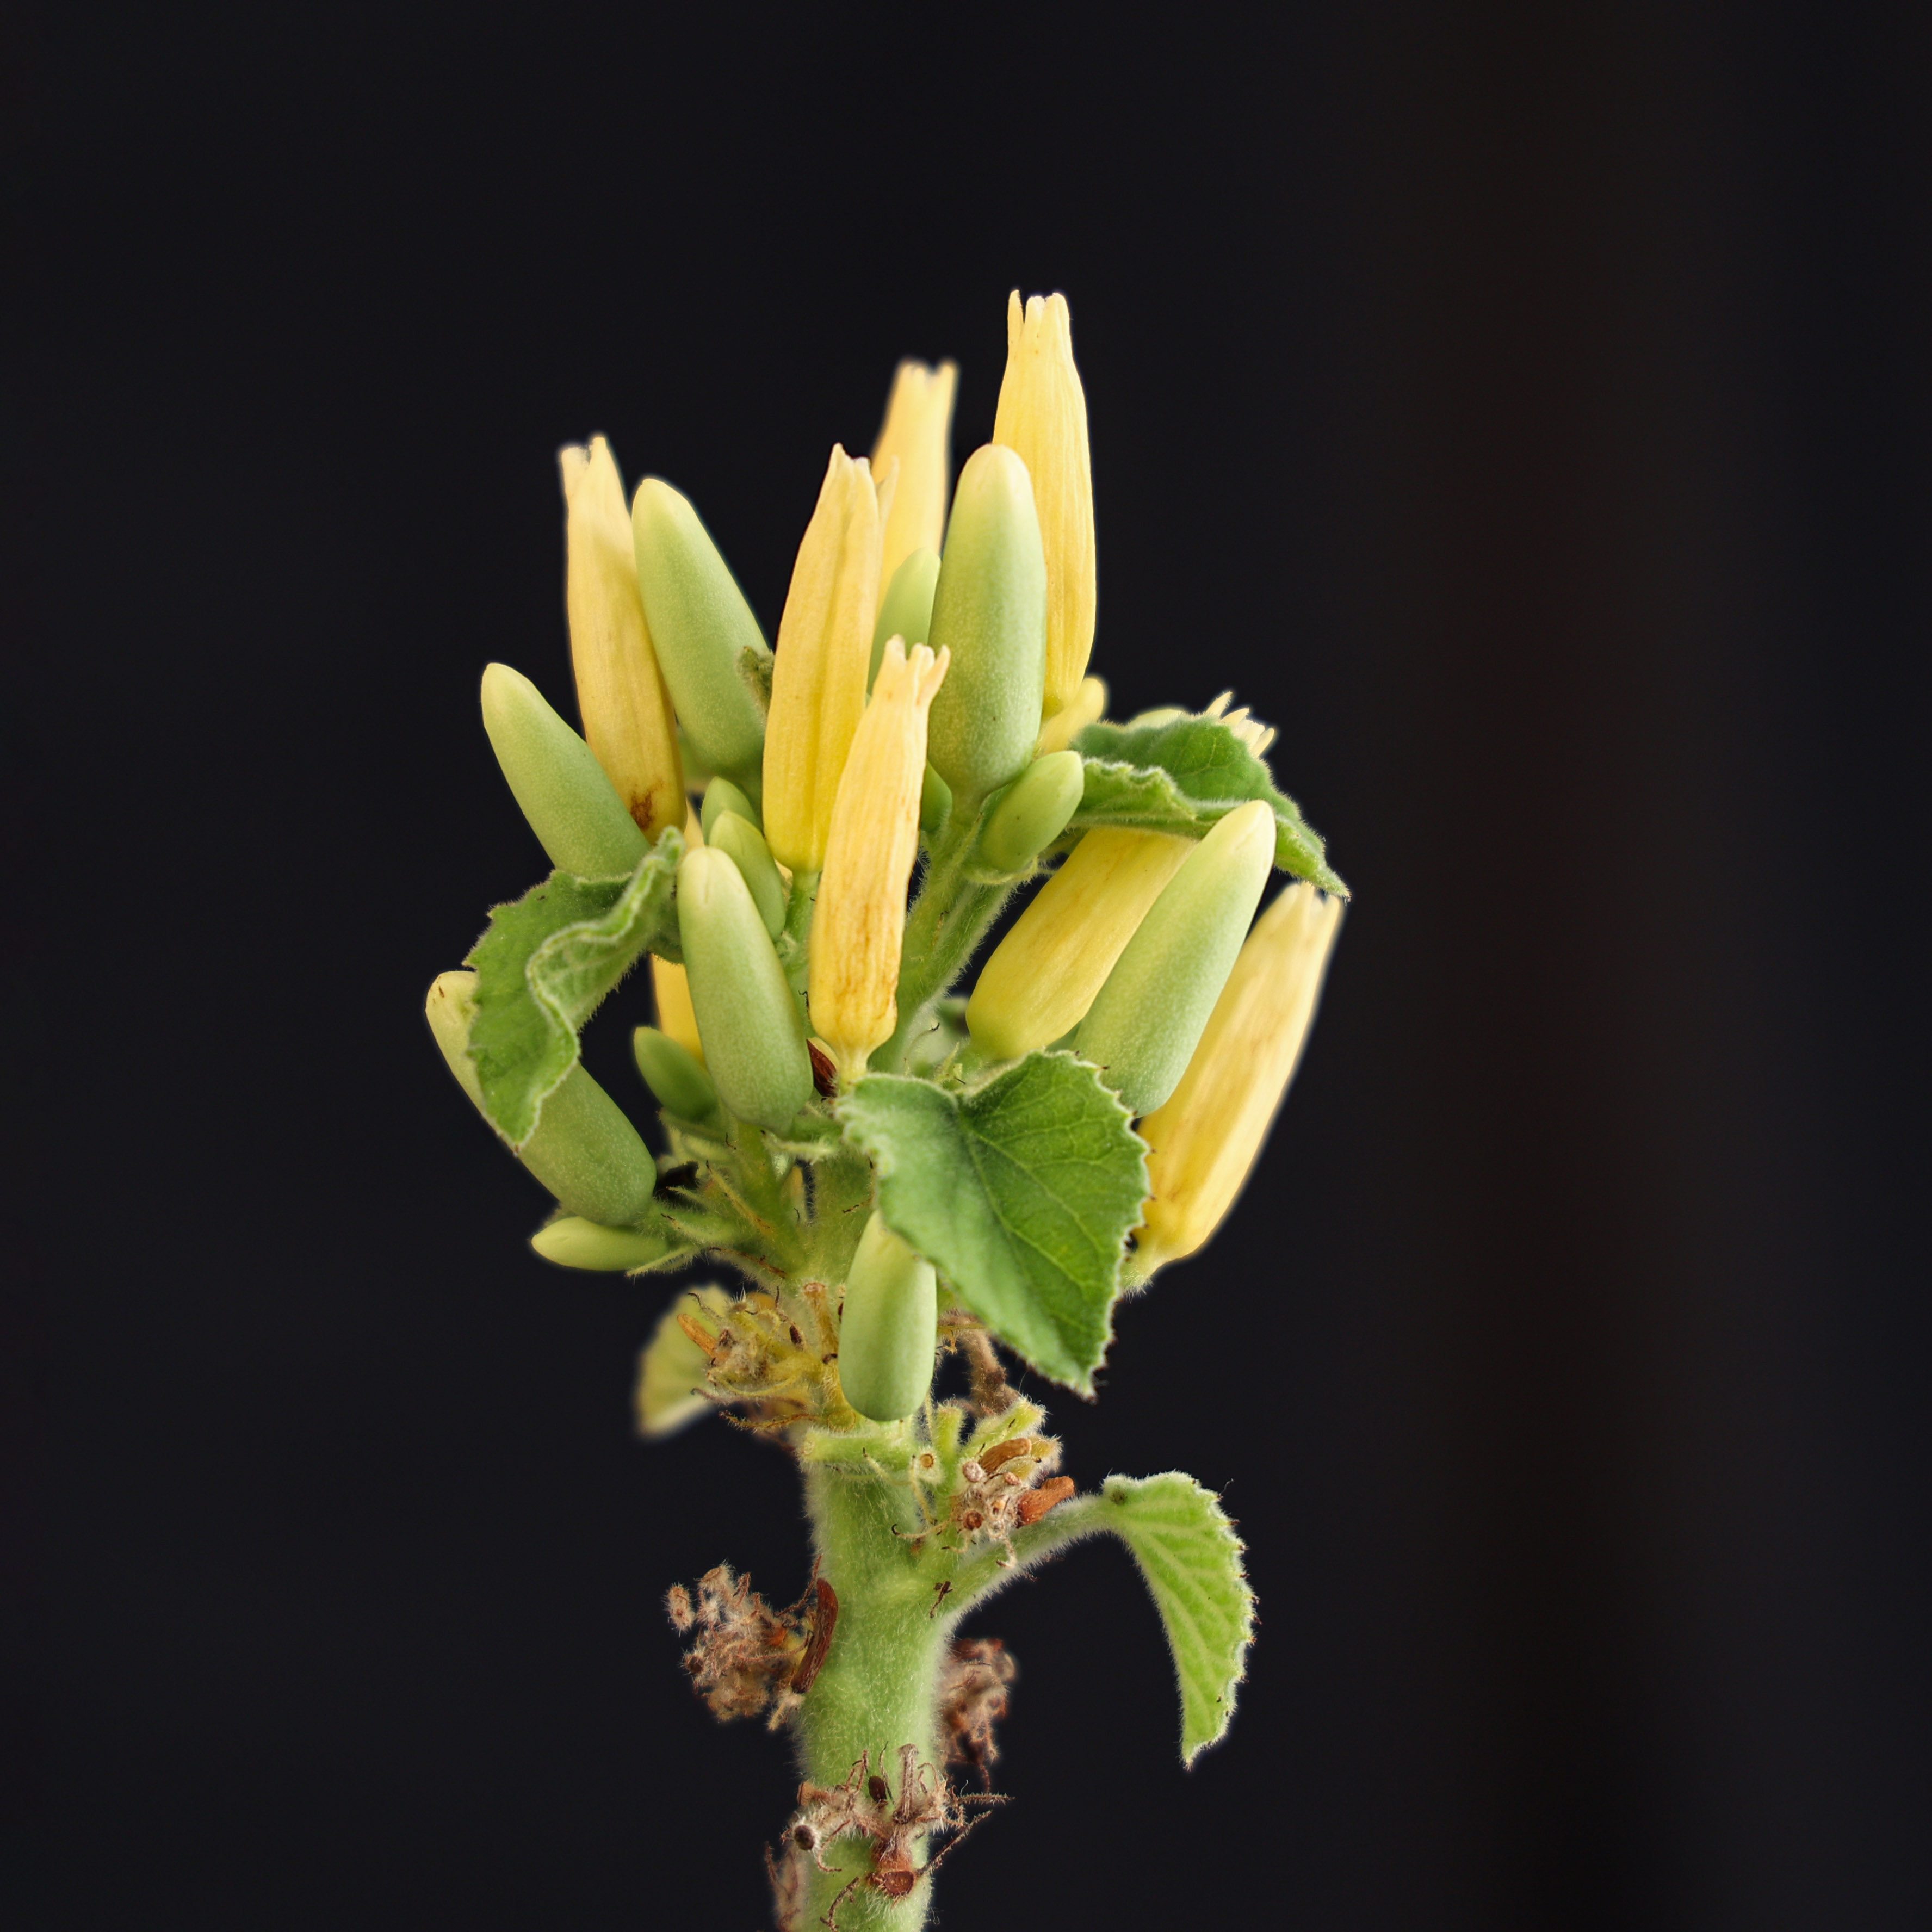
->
792, 1454, 952, 1930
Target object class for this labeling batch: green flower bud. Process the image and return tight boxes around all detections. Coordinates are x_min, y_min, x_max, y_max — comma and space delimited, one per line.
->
925, 445, 1048, 808
1073, 800, 1277, 1116
676, 723, 715, 790
705, 810, 787, 939
631, 1025, 719, 1120
425, 970, 657, 1224
869, 547, 941, 691
919, 761, 952, 836
531, 1216, 688, 1272
838, 1213, 939, 1423
630, 478, 771, 797
976, 748, 1085, 875
479, 664, 649, 878
700, 775, 759, 839
675, 845, 814, 1131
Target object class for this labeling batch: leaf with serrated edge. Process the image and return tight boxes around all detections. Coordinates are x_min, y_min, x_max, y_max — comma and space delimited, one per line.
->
465, 830, 683, 1144
1072, 714, 1347, 896
839, 1054, 1147, 1392
1099, 1473, 1254, 1763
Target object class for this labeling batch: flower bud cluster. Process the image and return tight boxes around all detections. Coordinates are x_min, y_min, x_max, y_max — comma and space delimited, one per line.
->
430, 288, 1341, 1424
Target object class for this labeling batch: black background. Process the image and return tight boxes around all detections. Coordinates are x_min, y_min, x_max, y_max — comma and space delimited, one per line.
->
8, 5, 1929, 1928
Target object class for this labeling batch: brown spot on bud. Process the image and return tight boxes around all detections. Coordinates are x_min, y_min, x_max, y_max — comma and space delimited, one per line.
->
809, 1041, 838, 1099
867, 1773, 890, 1806
978, 1436, 1032, 1473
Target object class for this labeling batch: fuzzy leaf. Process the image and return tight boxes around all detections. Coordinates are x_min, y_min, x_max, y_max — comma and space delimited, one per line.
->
1072, 714, 1347, 895
839, 1054, 1147, 1392
1099, 1473, 1255, 1764
465, 831, 684, 1144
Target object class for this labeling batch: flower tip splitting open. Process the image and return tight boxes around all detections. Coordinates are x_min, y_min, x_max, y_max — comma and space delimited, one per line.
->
872, 358, 958, 587
809, 639, 950, 1083
763, 445, 886, 874
994, 290, 1095, 719
560, 435, 685, 839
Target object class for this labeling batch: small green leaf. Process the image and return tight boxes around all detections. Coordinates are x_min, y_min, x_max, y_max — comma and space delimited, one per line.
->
1072, 714, 1347, 896
839, 1054, 1147, 1392
465, 831, 684, 1144
1099, 1473, 1255, 1764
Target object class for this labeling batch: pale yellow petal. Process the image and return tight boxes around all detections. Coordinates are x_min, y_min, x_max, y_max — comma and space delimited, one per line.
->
762, 447, 884, 872
560, 436, 685, 839
809, 640, 950, 1080
993, 293, 1096, 717
651, 955, 704, 1066
872, 360, 958, 587
1135, 885, 1343, 1272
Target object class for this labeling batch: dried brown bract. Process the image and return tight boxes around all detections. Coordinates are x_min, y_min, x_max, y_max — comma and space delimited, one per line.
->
948, 1430, 1069, 1563
937, 1637, 1017, 1785
666, 1565, 837, 1729
779, 1744, 1003, 1929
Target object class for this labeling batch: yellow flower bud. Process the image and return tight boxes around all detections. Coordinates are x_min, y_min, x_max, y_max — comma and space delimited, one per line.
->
1134, 883, 1343, 1274
871, 358, 958, 588
559, 438, 685, 839
761, 447, 886, 874
1037, 674, 1106, 755
964, 828, 1191, 1063
993, 292, 1096, 718
808, 640, 951, 1082
651, 955, 704, 1066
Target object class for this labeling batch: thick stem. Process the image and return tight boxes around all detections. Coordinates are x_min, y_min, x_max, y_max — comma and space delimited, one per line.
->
791, 1456, 952, 1930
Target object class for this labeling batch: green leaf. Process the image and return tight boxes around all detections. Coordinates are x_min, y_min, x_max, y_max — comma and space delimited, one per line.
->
1072, 713, 1347, 896
465, 831, 684, 1144
1098, 1473, 1255, 1765
839, 1054, 1147, 1392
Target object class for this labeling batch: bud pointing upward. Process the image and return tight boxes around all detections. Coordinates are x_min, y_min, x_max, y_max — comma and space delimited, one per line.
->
810, 639, 950, 1083
994, 292, 1096, 719
925, 444, 1047, 809
559, 438, 684, 839
677, 845, 814, 1132
871, 359, 957, 589
762, 447, 885, 874
631, 479, 771, 802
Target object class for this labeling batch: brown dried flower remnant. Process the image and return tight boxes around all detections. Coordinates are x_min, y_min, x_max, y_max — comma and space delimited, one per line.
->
949, 1432, 1072, 1562
666, 1565, 837, 1729
937, 1637, 1017, 1786
781, 1744, 1003, 1929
